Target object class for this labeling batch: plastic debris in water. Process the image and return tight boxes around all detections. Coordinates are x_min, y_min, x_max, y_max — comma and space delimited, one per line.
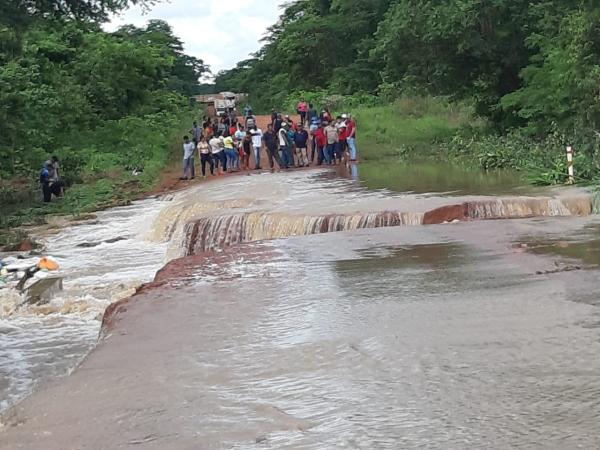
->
37, 257, 59, 271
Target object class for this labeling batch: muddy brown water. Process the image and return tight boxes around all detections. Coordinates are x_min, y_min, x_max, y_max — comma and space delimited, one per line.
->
3, 217, 600, 449
1, 165, 600, 448
355, 159, 532, 196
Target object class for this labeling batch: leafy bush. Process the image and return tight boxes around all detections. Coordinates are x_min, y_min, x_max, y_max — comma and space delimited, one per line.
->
444, 128, 600, 185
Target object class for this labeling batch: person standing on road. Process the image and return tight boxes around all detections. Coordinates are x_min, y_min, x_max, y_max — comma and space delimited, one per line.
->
197, 136, 214, 178
337, 116, 348, 164
324, 121, 338, 165
263, 124, 283, 172
203, 120, 214, 141
285, 115, 296, 131
181, 135, 196, 180
278, 123, 293, 169
251, 125, 263, 170
346, 114, 358, 161
297, 99, 308, 126
315, 122, 327, 165
229, 120, 239, 138
294, 123, 310, 167
190, 121, 202, 145
286, 124, 297, 167
40, 161, 59, 202
210, 135, 226, 175
242, 131, 252, 171
223, 134, 237, 172
245, 112, 256, 130
218, 118, 227, 137
270, 109, 278, 126
309, 113, 321, 162
48, 156, 64, 196
274, 114, 283, 133
234, 124, 246, 170
308, 103, 318, 123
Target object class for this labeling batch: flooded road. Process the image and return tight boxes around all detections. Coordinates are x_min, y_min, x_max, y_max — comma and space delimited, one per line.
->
1, 166, 599, 448
3, 217, 600, 449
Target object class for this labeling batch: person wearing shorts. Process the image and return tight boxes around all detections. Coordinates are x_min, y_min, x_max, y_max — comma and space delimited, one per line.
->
294, 123, 310, 167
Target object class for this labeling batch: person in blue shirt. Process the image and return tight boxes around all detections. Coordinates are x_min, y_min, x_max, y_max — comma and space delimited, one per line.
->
309, 114, 321, 162
294, 123, 310, 167
39, 161, 57, 202
286, 125, 297, 167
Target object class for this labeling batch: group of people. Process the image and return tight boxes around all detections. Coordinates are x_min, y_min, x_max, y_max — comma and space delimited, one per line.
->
180, 102, 358, 180
39, 156, 64, 203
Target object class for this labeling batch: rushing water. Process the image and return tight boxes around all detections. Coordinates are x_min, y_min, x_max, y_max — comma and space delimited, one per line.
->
0, 167, 597, 430
0, 199, 169, 411
171, 220, 600, 448
4, 218, 600, 449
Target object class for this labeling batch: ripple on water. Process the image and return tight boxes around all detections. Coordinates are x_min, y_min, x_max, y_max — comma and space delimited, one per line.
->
162, 228, 600, 449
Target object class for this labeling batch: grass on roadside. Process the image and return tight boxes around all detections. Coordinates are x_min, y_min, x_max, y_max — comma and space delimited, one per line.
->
352, 96, 482, 161
0, 112, 194, 250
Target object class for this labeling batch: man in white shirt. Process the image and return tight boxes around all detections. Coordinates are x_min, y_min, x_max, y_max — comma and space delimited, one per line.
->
278, 123, 292, 169
250, 126, 263, 170
181, 135, 196, 180
209, 135, 225, 175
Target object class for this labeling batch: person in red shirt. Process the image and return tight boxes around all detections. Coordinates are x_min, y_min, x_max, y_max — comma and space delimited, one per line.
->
297, 100, 308, 126
314, 123, 327, 165
229, 122, 238, 137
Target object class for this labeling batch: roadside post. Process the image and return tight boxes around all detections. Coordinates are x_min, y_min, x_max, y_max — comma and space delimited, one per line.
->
566, 146, 575, 184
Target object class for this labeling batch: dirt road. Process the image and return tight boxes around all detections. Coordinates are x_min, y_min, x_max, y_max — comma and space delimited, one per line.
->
151, 114, 304, 195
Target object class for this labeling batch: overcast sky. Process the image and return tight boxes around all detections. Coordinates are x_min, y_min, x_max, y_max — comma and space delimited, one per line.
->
105, 0, 285, 78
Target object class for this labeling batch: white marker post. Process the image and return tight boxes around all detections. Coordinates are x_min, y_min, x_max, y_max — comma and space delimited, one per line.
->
566, 146, 574, 184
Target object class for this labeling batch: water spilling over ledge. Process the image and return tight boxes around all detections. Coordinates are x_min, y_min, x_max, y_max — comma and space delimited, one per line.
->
182, 194, 595, 255
183, 211, 424, 254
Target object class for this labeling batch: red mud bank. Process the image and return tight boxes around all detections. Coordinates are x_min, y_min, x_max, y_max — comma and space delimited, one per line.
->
100, 242, 278, 335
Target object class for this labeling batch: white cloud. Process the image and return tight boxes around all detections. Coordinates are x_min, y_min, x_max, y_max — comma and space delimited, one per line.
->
104, 0, 285, 75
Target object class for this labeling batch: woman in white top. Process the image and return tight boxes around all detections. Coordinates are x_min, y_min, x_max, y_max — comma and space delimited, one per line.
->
197, 136, 213, 178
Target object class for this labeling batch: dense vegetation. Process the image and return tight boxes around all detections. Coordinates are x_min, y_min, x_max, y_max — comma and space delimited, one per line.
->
214, 0, 600, 184
1, 0, 207, 244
